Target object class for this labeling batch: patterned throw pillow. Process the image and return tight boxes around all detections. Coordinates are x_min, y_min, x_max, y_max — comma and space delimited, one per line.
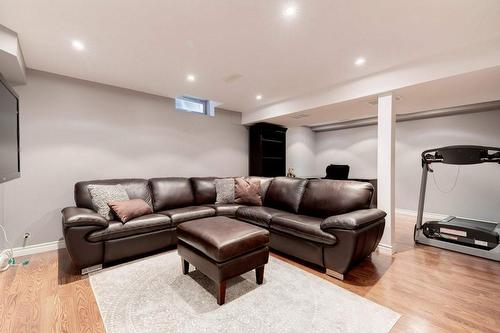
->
234, 178, 262, 206
215, 178, 235, 204
143, 189, 153, 209
88, 184, 130, 220
132, 182, 153, 209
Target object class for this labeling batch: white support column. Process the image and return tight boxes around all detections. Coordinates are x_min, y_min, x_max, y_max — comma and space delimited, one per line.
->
377, 93, 395, 254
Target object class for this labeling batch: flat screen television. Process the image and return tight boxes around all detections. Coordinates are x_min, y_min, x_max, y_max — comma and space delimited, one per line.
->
0, 73, 20, 183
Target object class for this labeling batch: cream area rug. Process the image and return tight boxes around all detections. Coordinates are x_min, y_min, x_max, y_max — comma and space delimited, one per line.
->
89, 250, 400, 333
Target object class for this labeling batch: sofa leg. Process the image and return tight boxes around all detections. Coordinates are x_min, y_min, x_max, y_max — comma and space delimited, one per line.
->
255, 265, 264, 284
217, 281, 226, 305
182, 259, 189, 275
326, 268, 344, 280
81, 264, 102, 275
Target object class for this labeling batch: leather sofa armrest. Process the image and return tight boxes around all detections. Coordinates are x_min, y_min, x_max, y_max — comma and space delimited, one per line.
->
62, 207, 108, 229
321, 209, 386, 231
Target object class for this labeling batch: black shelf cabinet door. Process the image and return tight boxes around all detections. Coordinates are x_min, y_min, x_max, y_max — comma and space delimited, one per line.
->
249, 123, 287, 177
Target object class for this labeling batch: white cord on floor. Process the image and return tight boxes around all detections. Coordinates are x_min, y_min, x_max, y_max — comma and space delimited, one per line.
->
0, 224, 14, 272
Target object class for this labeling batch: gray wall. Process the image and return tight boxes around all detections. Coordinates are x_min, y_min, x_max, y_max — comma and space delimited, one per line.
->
1, 70, 248, 247
286, 127, 316, 177
315, 125, 377, 179
314, 110, 500, 221
0, 183, 5, 250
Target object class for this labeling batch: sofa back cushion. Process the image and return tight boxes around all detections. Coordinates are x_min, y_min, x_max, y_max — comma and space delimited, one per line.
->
75, 179, 152, 210
190, 177, 217, 205
299, 179, 373, 218
149, 177, 194, 211
264, 177, 307, 213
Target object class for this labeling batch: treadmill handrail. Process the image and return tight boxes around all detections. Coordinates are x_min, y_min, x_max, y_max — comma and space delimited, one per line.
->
421, 145, 500, 165
416, 145, 500, 232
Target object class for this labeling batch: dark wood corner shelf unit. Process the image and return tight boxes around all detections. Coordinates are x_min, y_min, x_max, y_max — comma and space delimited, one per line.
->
249, 123, 287, 177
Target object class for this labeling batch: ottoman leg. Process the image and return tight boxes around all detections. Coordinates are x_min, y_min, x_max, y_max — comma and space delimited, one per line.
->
217, 281, 226, 305
256, 265, 265, 285
182, 259, 189, 275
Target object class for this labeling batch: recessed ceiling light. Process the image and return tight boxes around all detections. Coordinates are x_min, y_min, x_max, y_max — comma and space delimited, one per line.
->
71, 40, 85, 51
283, 6, 297, 17
256, 95, 263, 100
186, 74, 196, 82
355, 57, 366, 66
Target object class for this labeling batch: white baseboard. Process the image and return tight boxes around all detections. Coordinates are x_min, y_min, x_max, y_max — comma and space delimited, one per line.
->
396, 208, 447, 220
395, 208, 498, 224
376, 243, 394, 255
11, 239, 65, 257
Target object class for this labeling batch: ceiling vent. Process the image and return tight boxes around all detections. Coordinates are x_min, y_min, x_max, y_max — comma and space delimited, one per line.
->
289, 113, 310, 119
223, 73, 243, 83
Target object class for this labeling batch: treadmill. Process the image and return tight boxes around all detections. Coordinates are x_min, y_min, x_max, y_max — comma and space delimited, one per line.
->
414, 145, 500, 261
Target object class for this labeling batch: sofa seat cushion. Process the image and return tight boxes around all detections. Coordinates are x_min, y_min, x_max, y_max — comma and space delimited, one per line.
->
158, 206, 215, 225
88, 214, 172, 241
177, 217, 269, 262
270, 213, 337, 245
204, 204, 246, 217
235, 206, 288, 228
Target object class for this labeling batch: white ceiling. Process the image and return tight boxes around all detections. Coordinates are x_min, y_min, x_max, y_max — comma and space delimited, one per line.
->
270, 66, 500, 127
1, 0, 500, 113
0, 24, 26, 84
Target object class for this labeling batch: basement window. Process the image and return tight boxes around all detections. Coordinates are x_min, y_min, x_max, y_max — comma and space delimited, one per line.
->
175, 96, 217, 116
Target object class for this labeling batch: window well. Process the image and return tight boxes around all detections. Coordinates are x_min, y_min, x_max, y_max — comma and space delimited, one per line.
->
175, 96, 219, 117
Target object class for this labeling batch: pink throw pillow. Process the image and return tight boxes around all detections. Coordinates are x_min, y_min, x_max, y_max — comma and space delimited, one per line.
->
234, 178, 262, 206
107, 199, 153, 223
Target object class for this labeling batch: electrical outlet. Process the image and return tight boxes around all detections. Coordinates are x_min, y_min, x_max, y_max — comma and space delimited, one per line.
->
24, 232, 31, 239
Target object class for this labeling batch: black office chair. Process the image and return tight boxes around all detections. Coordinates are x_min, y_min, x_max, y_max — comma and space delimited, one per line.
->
325, 164, 350, 180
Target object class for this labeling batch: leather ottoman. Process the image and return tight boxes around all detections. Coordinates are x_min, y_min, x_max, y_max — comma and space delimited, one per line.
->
177, 216, 270, 305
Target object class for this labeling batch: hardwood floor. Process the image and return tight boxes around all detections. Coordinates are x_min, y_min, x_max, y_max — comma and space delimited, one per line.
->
278, 215, 500, 333
1, 214, 499, 333
0, 247, 103, 333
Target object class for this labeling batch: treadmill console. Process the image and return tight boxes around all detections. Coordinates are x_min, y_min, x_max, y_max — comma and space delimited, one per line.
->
422, 145, 500, 165
437, 147, 484, 165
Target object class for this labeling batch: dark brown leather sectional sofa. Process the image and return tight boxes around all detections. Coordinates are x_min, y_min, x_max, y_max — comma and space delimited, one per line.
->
62, 176, 386, 279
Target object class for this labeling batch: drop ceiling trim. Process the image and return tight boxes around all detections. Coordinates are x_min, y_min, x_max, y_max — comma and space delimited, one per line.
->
310, 100, 500, 132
